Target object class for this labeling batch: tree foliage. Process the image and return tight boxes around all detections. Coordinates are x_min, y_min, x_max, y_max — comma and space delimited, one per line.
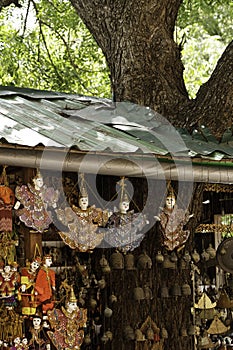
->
0, 0, 111, 97
0, 0, 232, 100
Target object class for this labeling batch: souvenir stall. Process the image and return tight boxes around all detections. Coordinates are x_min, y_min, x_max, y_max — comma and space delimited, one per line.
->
1, 162, 233, 350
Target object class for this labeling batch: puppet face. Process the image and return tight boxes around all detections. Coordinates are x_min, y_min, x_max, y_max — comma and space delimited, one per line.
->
119, 200, 129, 214
67, 301, 78, 312
165, 195, 176, 210
33, 177, 44, 189
31, 261, 40, 271
14, 337, 21, 345
33, 317, 42, 328
79, 196, 88, 210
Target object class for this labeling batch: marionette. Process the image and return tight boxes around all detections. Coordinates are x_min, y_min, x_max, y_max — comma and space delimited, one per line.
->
15, 170, 58, 233
56, 173, 109, 252
34, 255, 55, 315
0, 263, 20, 299
47, 286, 87, 350
0, 166, 15, 233
19, 256, 42, 315
157, 184, 193, 251
27, 314, 50, 350
9, 336, 22, 350
103, 177, 149, 252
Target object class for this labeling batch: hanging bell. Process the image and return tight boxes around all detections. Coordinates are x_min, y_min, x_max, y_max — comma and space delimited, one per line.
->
83, 334, 92, 345
109, 293, 117, 303
182, 282, 192, 296
183, 250, 191, 263
101, 333, 109, 344
170, 251, 178, 262
124, 253, 135, 270
104, 307, 113, 318
206, 244, 216, 259
191, 249, 200, 263
99, 254, 109, 267
110, 250, 124, 269
102, 264, 111, 274
133, 287, 145, 301
105, 330, 113, 341
97, 277, 106, 289
201, 249, 210, 261
143, 285, 153, 300
137, 251, 152, 270
162, 254, 176, 269
89, 298, 97, 309
155, 251, 164, 263
170, 283, 182, 297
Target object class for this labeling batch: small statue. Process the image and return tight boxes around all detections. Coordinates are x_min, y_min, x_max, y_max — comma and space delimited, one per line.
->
0, 263, 20, 299
34, 255, 56, 315
0, 166, 15, 232
56, 173, 109, 252
27, 314, 50, 350
19, 256, 42, 315
15, 170, 58, 233
103, 178, 148, 252
157, 185, 193, 251
47, 286, 87, 350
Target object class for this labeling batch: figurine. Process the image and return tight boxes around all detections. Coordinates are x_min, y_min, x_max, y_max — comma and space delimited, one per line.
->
157, 185, 193, 251
15, 170, 58, 233
0, 263, 20, 299
103, 178, 148, 252
47, 286, 87, 350
10, 336, 22, 350
56, 173, 109, 252
27, 314, 50, 350
19, 256, 41, 315
34, 255, 55, 315
0, 166, 15, 232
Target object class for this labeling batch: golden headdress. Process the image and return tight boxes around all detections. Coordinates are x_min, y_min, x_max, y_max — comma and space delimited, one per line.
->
78, 173, 88, 198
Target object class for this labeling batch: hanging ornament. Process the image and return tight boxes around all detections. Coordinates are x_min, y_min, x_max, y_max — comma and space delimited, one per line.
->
15, 169, 57, 232
103, 177, 149, 252
56, 173, 110, 252
157, 182, 193, 251
0, 165, 15, 233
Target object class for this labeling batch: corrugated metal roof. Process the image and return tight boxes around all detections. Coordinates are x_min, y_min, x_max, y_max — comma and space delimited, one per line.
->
0, 85, 233, 161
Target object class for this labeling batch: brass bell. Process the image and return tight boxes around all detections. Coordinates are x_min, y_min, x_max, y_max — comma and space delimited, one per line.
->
191, 249, 200, 263
110, 250, 124, 269
134, 287, 145, 301
201, 249, 210, 261
99, 254, 109, 267
89, 298, 97, 309
105, 330, 113, 341
137, 251, 152, 269
109, 293, 117, 303
162, 254, 176, 269
124, 253, 135, 270
155, 251, 164, 263
206, 243, 216, 259
104, 307, 113, 318
83, 334, 92, 344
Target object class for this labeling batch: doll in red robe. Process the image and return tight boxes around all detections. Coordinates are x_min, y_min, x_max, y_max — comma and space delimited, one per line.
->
34, 255, 55, 315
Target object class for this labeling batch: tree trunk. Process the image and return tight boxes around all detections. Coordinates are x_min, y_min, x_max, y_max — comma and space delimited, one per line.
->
71, 0, 189, 118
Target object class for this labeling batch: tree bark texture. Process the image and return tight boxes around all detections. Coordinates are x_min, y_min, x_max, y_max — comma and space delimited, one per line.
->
71, 0, 233, 138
